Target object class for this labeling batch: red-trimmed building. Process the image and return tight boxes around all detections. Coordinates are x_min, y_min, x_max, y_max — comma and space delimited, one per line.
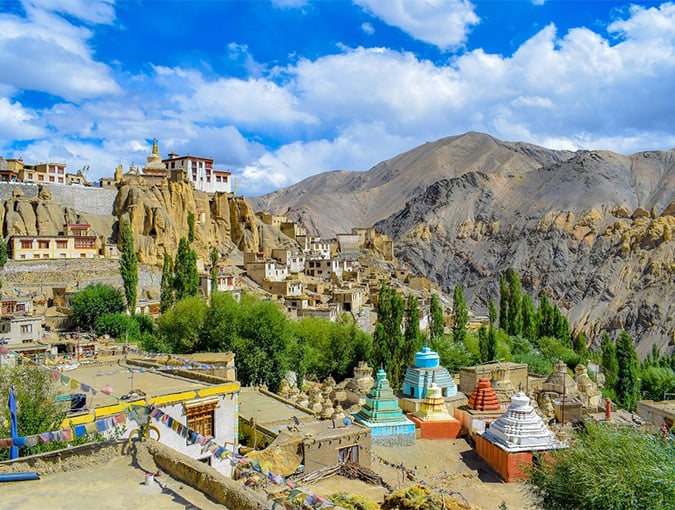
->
163, 152, 232, 194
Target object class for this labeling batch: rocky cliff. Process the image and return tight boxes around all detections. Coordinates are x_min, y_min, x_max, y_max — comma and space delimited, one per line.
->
251, 133, 675, 356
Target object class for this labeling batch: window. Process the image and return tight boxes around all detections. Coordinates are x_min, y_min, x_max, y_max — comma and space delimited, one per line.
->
38, 240, 50, 249
185, 400, 219, 437
49, 176, 54, 182
56, 240, 68, 249
20, 240, 32, 249
20, 324, 32, 334
338, 445, 359, 463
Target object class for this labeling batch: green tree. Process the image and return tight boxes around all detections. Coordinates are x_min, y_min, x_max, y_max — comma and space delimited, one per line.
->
187, 211, 195, 243
174, 237, 200, 300
527, 421, 675, 510
506, 269, 523, 336
452, 283, 468, 344
615, 330, 640, 411
403, 294, 423, 363
198, 291, 241, 352
478, 325, 489, 363
429, 294, 444, 341
372, 281, 405, 389
95, 312, 140, 341
537, 294, 554, 340
487, 323, 498, 363
499, 273, 509, 331
574, 331, 588, 358
601, 332, 618, 391
160, 252, 175, 313
118, 219, 138, 313
156, 296, 207, 353
0, 237, 7, 289
209, 246, 219, 293
70, 284, 125, 331
521, 294, 537, 341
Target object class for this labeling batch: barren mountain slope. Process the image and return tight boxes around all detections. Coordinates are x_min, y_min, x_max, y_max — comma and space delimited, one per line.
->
375, 149, 675, 356
248, 132, 574, 236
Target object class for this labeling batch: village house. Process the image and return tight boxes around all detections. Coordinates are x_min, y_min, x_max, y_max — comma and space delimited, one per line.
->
10, 223, 98, 260
19, 162, 67, 185
280, 220, 306, 241
200, 271, 240, 298
0, 157, 22, 182
331, 284, 368, 313
66, 356, 240, 476
271, 248, 305, 273
163, 151, 231, 194
305, 258, 343, 281
256, 212, 289, 229
262, 279, 304, 298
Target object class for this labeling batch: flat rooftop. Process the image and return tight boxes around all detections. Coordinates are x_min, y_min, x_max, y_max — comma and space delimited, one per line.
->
239, 387, 315, 434
64, 361, 211, 408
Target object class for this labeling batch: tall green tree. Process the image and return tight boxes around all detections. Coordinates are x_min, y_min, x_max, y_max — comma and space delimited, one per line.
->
521, 294, 537, 341
403, 294, 423, 363
499, 273, 509, 331
487, 320, 498, 363
506, 269, 523, 336
118, 219, 138, 313
452, 283, 468, 344
478, 325, 489, 363
429, 294, 445, 341
601, 332, 619, 391
157, 296, 207, 353
537, 294, 554, 340
187, 211, 195, 243
372, 281, 405, 389
160, 252, 175, 313
209, 246, 219, 293
174, 237, 200, 300
0, 237, 7, 289
70, 284, 125, 331
615, 330, 640, 411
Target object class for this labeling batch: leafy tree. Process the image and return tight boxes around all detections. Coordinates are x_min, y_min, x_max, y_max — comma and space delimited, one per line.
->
615, 330, 640, 411
70, 284, 125, 331
478, 325, 489, 363
95, 312, 140, 341
640, 366, 675, 401
0, 238, 7, 268
506, 269, 523, 336
187, 211, 195, 243
429, 294, 444, 341
431, 333, 478, 373
118, 219, 138, 313
601, 332, 618, 391
198, 291, 241, 352
174, 237, 199, 300
156, 296, 207, 353
574, 331, 588, 358
528, 421, 675, 510
160, 252, 175, 313
521, 294, 537, 341
452, 283, 468, 344
372, 281, 405, 389
487, 322, 498, 362
499, 273, 509, 331
0, 365, 92, 460
209, 246, 219, 293
403, 295, 423, 365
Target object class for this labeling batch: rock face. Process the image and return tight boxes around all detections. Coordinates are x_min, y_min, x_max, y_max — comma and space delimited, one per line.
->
113, 182, 259, 265
251, 132, 675, 356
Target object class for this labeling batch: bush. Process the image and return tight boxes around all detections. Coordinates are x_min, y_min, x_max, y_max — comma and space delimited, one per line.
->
70, 284, 125, 331
95, 313, 141, 342
527, 421, 675, 510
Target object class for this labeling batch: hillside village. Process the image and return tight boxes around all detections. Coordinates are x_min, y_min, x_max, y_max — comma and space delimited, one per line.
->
1, 141, 674, 510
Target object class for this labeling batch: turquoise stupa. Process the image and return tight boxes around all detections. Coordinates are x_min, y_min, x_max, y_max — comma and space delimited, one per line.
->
402, 346, 457, 399
354, 368, 415, 446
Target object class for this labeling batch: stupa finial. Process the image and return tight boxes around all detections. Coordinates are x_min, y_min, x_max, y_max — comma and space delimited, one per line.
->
152, 138, 159, 155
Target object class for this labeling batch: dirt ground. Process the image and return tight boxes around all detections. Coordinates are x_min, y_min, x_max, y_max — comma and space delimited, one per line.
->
0, 455, 223, 510
305, 437, 538, 510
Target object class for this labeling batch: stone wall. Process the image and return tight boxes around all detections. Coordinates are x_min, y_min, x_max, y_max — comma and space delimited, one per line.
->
146, 439, 270, 510
0, 183, 117, 216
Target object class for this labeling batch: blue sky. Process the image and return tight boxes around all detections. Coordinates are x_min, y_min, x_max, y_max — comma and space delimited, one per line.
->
1, 1, 674, 196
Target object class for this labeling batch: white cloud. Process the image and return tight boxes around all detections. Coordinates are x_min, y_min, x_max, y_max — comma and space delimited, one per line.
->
23, 0, 116, 25
270, 0, 308, 9
361, 22, 375, 35
0, 98, 44, 140
0, 4, 120, 100
354, 0, 479, 49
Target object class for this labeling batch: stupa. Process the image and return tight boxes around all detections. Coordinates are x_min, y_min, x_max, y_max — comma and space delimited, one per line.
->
408, 383, 462, 439
455, 377, 505, 436
543, 360, 578, 397
142, 138, 168, 177
476, 392, 567, 481
402, 346, 456, 399
345, 361, 375, 406
354, 369, 415, 446
574, 364, 601, 410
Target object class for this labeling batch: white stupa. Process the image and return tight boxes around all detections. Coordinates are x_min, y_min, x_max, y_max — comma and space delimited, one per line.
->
481, 392, 567, 453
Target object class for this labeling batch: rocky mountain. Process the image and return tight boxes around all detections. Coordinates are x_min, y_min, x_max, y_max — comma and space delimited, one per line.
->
250, 132, 675, 356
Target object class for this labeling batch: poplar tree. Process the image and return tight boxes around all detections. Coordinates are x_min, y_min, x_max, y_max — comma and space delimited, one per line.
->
174, 237, 200, 300
187, 211, 195, 243
615, 330, 640, 411
499, 273, 509, 331
160, 252, 175, 313
452, 283, 468, 344
429, 294, 445, 341
521, 294, 537, 341
372, 281, 405, 389
601, 332, 618, 391
478, 325, 489, 363
487, 299, 498, 362
403, 294, 422, 363
118, 219, 138, 313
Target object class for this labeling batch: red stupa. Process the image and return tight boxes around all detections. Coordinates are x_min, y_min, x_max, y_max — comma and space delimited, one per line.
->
468, 378, 501, 411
